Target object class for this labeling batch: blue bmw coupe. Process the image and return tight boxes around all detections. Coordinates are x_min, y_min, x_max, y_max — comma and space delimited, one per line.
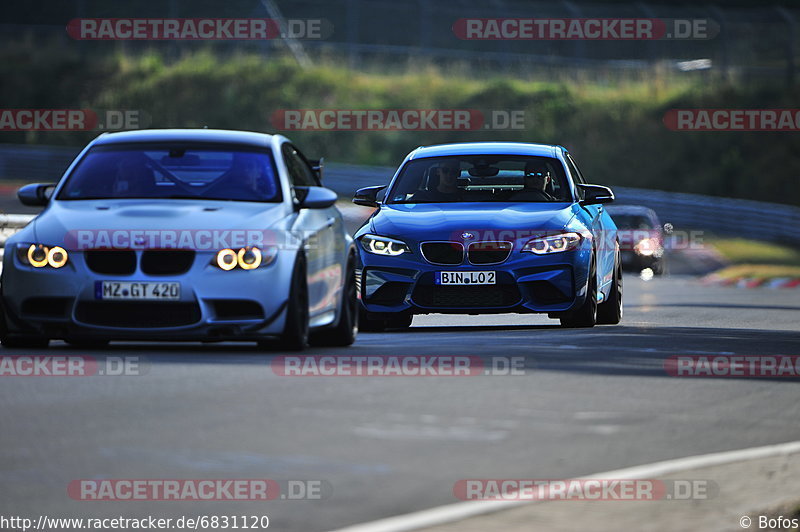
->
352, 142, 622, 330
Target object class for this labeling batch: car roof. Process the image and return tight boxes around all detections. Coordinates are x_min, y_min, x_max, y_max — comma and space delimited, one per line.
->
407, 142, 561, 159
92, 129, 277, 147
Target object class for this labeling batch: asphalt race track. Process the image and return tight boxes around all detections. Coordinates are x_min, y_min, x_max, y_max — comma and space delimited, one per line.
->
1, 273, 798, 531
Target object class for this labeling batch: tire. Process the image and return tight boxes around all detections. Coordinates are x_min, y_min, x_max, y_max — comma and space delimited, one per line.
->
310, 254, 359, 347
357, 308, 412, 332
384, 313, 413, 330
65, 338, 110, 349
651, 258, 665, 276
0, 298, 49, 348
273, 253, 309, 351
358, 307, 387, 332
560, 254, 598, 328
597, 249, 623, 325
1, 335, 49, 348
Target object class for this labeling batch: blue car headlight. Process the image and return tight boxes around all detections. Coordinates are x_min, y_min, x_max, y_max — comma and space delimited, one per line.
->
359, 234, 411, 256
522, 232, 582, 254
16, 243, 69, 268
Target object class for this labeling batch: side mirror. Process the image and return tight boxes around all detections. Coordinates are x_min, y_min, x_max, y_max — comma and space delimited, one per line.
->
295, 186, 337, 209
352, 185, 386, 208
18, 183, 56, 207
578, 184, 614, 206
308, 158, 324, 182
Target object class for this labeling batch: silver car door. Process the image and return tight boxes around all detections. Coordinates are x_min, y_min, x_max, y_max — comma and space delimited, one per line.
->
282, 144, 337, 318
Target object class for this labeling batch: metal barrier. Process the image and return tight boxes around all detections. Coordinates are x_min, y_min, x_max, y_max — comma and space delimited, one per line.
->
323, 164, 800, 246
611, 187, 800, 245
0, 144, 79, 183
0, 214, 35, 247
0, 157, 798, 247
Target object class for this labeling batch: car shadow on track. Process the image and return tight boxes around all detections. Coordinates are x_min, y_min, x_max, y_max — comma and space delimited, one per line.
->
3, 325, 798, 382
626, 303, 800, 312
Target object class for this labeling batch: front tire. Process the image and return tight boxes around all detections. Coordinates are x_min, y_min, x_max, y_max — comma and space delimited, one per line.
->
560, 255, 598, 328
1, 335, 49, 348
597, 249, 623, 325
358, 307, 387, 332
358, 309, 412, 332
273, 253, 309, 351
0, 298, 49, 348
385, 313, 413, 330
651, 258, 665, 276
64, 338, 110, 349
310, 254, 358, 347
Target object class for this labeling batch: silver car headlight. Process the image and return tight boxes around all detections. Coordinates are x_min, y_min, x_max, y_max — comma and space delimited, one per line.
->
359, 234, 411, 256
16, 243, 69, 268
212, 246, 277, 270
522, 232, 582, 254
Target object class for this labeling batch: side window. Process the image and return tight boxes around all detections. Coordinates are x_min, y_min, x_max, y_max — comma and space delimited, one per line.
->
563, 154, 585, 200
292, 146, 321, 186
282, 144, 318, 187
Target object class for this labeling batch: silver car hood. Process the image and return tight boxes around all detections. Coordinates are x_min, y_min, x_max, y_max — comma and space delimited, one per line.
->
25, 199, 289, 248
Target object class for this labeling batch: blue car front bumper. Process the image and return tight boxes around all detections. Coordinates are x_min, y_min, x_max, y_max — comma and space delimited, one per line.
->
357, 244, 593, 316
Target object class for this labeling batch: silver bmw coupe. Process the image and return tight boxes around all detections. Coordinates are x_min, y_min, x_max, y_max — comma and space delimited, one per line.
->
1, 129, 358, 350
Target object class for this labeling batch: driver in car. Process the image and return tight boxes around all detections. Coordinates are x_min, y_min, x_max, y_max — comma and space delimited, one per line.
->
111, 157, 154, 197
513, 161, 556, 202
211, 154, 274, 200
413, 159, 462, 202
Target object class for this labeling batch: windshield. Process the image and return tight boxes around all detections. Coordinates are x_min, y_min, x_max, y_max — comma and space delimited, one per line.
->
57, 145, 281, 202
611, 214, 656, 230
386, 155, 572, 204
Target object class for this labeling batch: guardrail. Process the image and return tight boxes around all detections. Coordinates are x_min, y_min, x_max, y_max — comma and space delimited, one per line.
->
323, 164, 800, 246
0, 159, 798, 247
0, 144, 79, 183
0, 214, 35, 246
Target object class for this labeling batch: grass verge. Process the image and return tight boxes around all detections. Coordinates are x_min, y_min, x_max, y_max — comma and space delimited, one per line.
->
708, 238, 800, 281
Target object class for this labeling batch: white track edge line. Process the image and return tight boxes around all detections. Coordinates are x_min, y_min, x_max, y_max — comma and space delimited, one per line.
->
330, 439, 800, 532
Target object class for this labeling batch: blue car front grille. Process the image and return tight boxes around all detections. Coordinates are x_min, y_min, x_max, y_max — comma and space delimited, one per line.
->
467, 241, 513, 265
420, 242, 464, 265
411, 283, 521, 308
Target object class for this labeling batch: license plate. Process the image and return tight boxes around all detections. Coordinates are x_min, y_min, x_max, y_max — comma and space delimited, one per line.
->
435, 271, 496, 285
96, 281, 180, 300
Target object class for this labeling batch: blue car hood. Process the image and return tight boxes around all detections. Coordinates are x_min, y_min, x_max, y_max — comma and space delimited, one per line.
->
24, 200, 287, 248
370, 202, 579, 241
